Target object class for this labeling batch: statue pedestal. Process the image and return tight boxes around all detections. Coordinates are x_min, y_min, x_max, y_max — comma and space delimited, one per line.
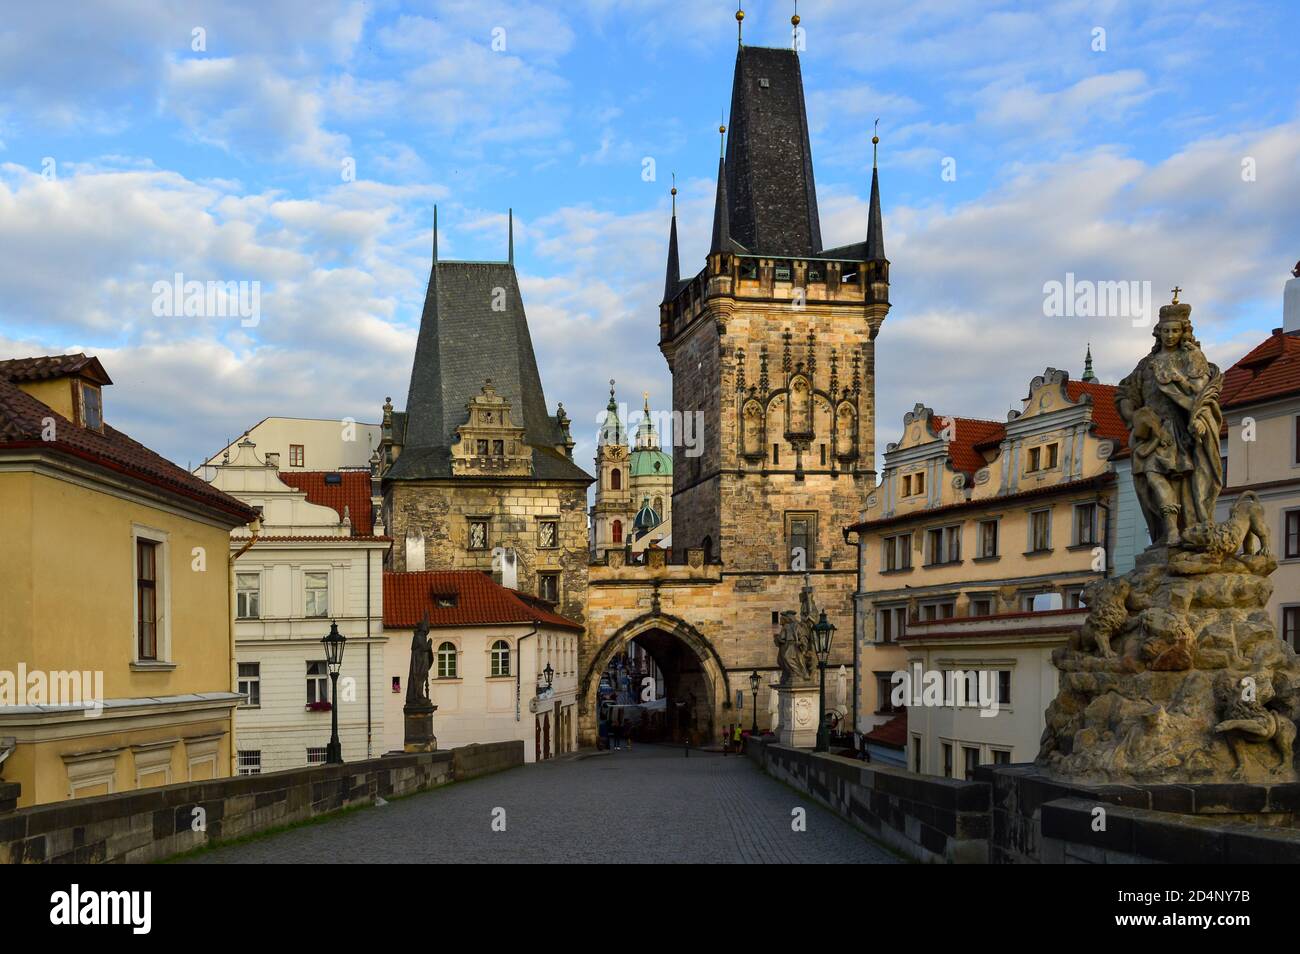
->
403, 703, 438, 753
776, 685, 820, 749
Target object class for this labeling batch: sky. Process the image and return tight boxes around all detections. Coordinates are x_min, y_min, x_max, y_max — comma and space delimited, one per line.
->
2, 0, 1298, 477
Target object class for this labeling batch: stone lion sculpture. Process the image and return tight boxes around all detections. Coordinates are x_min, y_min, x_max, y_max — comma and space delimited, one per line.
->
1181, 490, 1271, 560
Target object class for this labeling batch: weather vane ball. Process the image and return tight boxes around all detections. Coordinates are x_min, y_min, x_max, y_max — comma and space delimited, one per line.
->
736, 8, 744, 22
719, 123, 726, 135
792, 13, 800, 26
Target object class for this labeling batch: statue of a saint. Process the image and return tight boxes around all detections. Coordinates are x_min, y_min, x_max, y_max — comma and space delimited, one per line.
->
406, 613, 434, 706
775, 611, 813, 686
1116, 293, 1223, 548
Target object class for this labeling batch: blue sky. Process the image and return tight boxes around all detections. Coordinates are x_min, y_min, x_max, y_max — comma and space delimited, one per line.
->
1, 0, 1298, 472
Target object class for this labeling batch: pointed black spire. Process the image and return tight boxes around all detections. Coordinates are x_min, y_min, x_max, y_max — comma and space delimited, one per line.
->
710, 156, 731, 254
663, 181, 680, 303
1082, 343, 1097, 383
864, 127, 885, 262
432, 204, 439, 264
507, 208, 514, 265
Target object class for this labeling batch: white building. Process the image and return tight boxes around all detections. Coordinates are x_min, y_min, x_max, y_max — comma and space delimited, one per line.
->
384, 570, 582, 762
896, 609, 1084, 777
199, 416, 382, 476
206, 437, 392, 773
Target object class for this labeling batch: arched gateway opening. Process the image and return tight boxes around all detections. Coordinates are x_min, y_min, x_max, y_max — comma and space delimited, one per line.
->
579, 614, 729, 748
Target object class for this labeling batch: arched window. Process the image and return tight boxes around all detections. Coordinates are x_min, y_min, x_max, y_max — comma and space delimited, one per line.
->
702, 535, 713, 562
490, 639, 511, 677
436, 641, 458, 678
653, 496, 664, 514
612, 520, 623, 544
611, 468, 622, 490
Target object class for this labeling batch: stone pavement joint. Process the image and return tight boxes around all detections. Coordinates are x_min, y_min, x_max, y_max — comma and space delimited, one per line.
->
185, 744, 900, 864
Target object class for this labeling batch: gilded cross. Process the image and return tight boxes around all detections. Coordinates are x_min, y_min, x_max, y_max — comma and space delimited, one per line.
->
1170, 286, 1182, 304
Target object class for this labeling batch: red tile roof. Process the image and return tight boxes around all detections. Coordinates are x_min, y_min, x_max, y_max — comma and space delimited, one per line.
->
0, 373, 257, 525
383, 570, 583, 631
863, 710, 907, 749
0, 353, 111, 385
278, 471, 375, 535
933, 416, 1005, 474
1221, 329, 1300, 409
1065, 380, 1127, 442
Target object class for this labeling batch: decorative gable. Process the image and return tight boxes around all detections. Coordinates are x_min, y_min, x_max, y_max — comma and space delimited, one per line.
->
450, 380, 533, 477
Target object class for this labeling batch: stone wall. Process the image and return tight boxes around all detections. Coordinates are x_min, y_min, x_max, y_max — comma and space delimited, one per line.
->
746, 738, 990, 863
387, 479, 589, 625
0, 741, 523, 864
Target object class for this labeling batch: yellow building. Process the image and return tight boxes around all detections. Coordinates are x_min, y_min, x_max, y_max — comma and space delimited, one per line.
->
0, 354, 257, 807
848, 365, 1127, 767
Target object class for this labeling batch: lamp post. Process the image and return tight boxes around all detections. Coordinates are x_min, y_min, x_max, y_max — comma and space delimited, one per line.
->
812, 610, 835, 753
748, 670, 760, 733
322, 621, 348, 764
543, 662, 554, 691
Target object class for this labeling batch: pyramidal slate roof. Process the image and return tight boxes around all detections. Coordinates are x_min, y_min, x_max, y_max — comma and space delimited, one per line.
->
717, 45, 822, 258
387, 236, 591, 483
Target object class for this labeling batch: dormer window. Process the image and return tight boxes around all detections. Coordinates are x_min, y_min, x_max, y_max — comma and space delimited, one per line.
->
79, 381, 103, 431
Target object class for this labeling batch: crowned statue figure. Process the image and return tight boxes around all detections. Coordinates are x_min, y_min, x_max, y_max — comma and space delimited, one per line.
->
1115, 289, 1223, 549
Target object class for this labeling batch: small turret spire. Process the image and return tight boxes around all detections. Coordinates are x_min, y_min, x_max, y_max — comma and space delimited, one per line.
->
508, 208, 514, 265
663, 179, 680, 303
865, 122, 886, 262
736, 3, 744, 46
432, 205, 438, 264
1082, 343, 1097, 383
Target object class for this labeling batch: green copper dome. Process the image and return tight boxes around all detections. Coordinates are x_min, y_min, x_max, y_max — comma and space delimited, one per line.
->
630, 448, 672, 477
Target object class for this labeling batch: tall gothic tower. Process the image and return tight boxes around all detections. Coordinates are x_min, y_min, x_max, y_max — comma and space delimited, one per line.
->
659, 43, 890, 574
589, 381, 633, 557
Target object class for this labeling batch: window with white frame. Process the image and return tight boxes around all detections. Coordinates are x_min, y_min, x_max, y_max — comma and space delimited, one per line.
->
436, 641, 458, 678
490, 639, 511, 677
136, 538, 160, 660
237, 662, 260, 707
1073, 502, 1098, 546
1286, 510, 1300, 560
882, 533, 912, 571
964, 746, 981, 780
977, 519, 998, 558
307, 661, 329, 704
1283, 606, 1300, 652
925, 525, 961, 565
236, 572, 261, 619
876, 605, 907, 643
304, 571, 329, 617
306, 747, 327, 765
919, 599, 955, 621
1029, 509, 1052, 551
969, 595, 993, 617
1064, 585, 1086, 609
874, 671, 897, 713
237, 750, 261, 776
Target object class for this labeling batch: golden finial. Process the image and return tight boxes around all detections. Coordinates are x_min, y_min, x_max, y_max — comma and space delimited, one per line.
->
792, 0, 800, 27
719, 113, 726, 157
1171, 285, 1182, 304
872, 118, 880, 168
670, 172, 677, 215
736, 3, 744, 45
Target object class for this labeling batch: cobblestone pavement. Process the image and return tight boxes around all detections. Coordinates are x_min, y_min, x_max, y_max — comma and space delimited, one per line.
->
187, 745, 900, 864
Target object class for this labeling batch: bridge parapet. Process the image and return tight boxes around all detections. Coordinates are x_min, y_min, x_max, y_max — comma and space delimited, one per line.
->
589, 547, 721, 583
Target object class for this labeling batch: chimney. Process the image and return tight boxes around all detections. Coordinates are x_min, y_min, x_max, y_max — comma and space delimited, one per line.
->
1285, 260, 1300, 334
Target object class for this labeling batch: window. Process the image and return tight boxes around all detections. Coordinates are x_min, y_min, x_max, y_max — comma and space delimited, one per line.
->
236, 573, 260, 619
1027, 446, 1040, 472
80, 382, 103, 430
611, 520, 623, 545
307, 661, 329, 704
237, 662, 260, 707
611, 468, 622, 490
289, 444, 304, 467
653, 496, 664, 514
920, 600, 955, 621
1286, 510, 1300, 560
436, 642, 458, 679
786, 512, 817, 567
875, 672, 896, 713
538, 520, 558, 549
305, 571, 329, 617
819, 443, 827, 466
1064, 585, 1086, 609
911, 737, 921, 773
237, 750, 261, 776
992, 749, 1011, 765
978, 520, 998, 558
492, 439, 504, 456
1295, 415, 1300, 465
306, 747, 327, 765
538, 572, 559, 603
964, 746, 981, 780
469, 519, 489, 550
1029, 509, 1051, 551
970, 597, 992, 617
882, 533, 912, 571
136, 539, 159, 660
997, 670, 1011, 706
477, 439, 489, 455
925, 525, 961, 565
942, 742, 953, 778
1047, 443, 1059, 468
1283, 607, 1300, 652
1074, 503, 1098, 546
772, 443, 780, 466
877, 605, 907, 643
902, 471, 925, 497
774, 264, 792, 282
490, 640, 511, 677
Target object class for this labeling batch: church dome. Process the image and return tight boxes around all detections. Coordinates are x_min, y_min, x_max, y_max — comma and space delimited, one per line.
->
630, 447, 673, 477
633, 496, 661, 534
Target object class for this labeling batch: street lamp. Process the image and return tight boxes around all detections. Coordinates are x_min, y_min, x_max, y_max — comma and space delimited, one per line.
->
322, 621, 347, 764
748, 670, 760, 733
812, 610, 835, 753
543, 662, 554, 690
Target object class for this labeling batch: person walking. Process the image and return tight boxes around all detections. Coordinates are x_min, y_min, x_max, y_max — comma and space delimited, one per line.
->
612, 719, 623, 751
732, 723, 742, 753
